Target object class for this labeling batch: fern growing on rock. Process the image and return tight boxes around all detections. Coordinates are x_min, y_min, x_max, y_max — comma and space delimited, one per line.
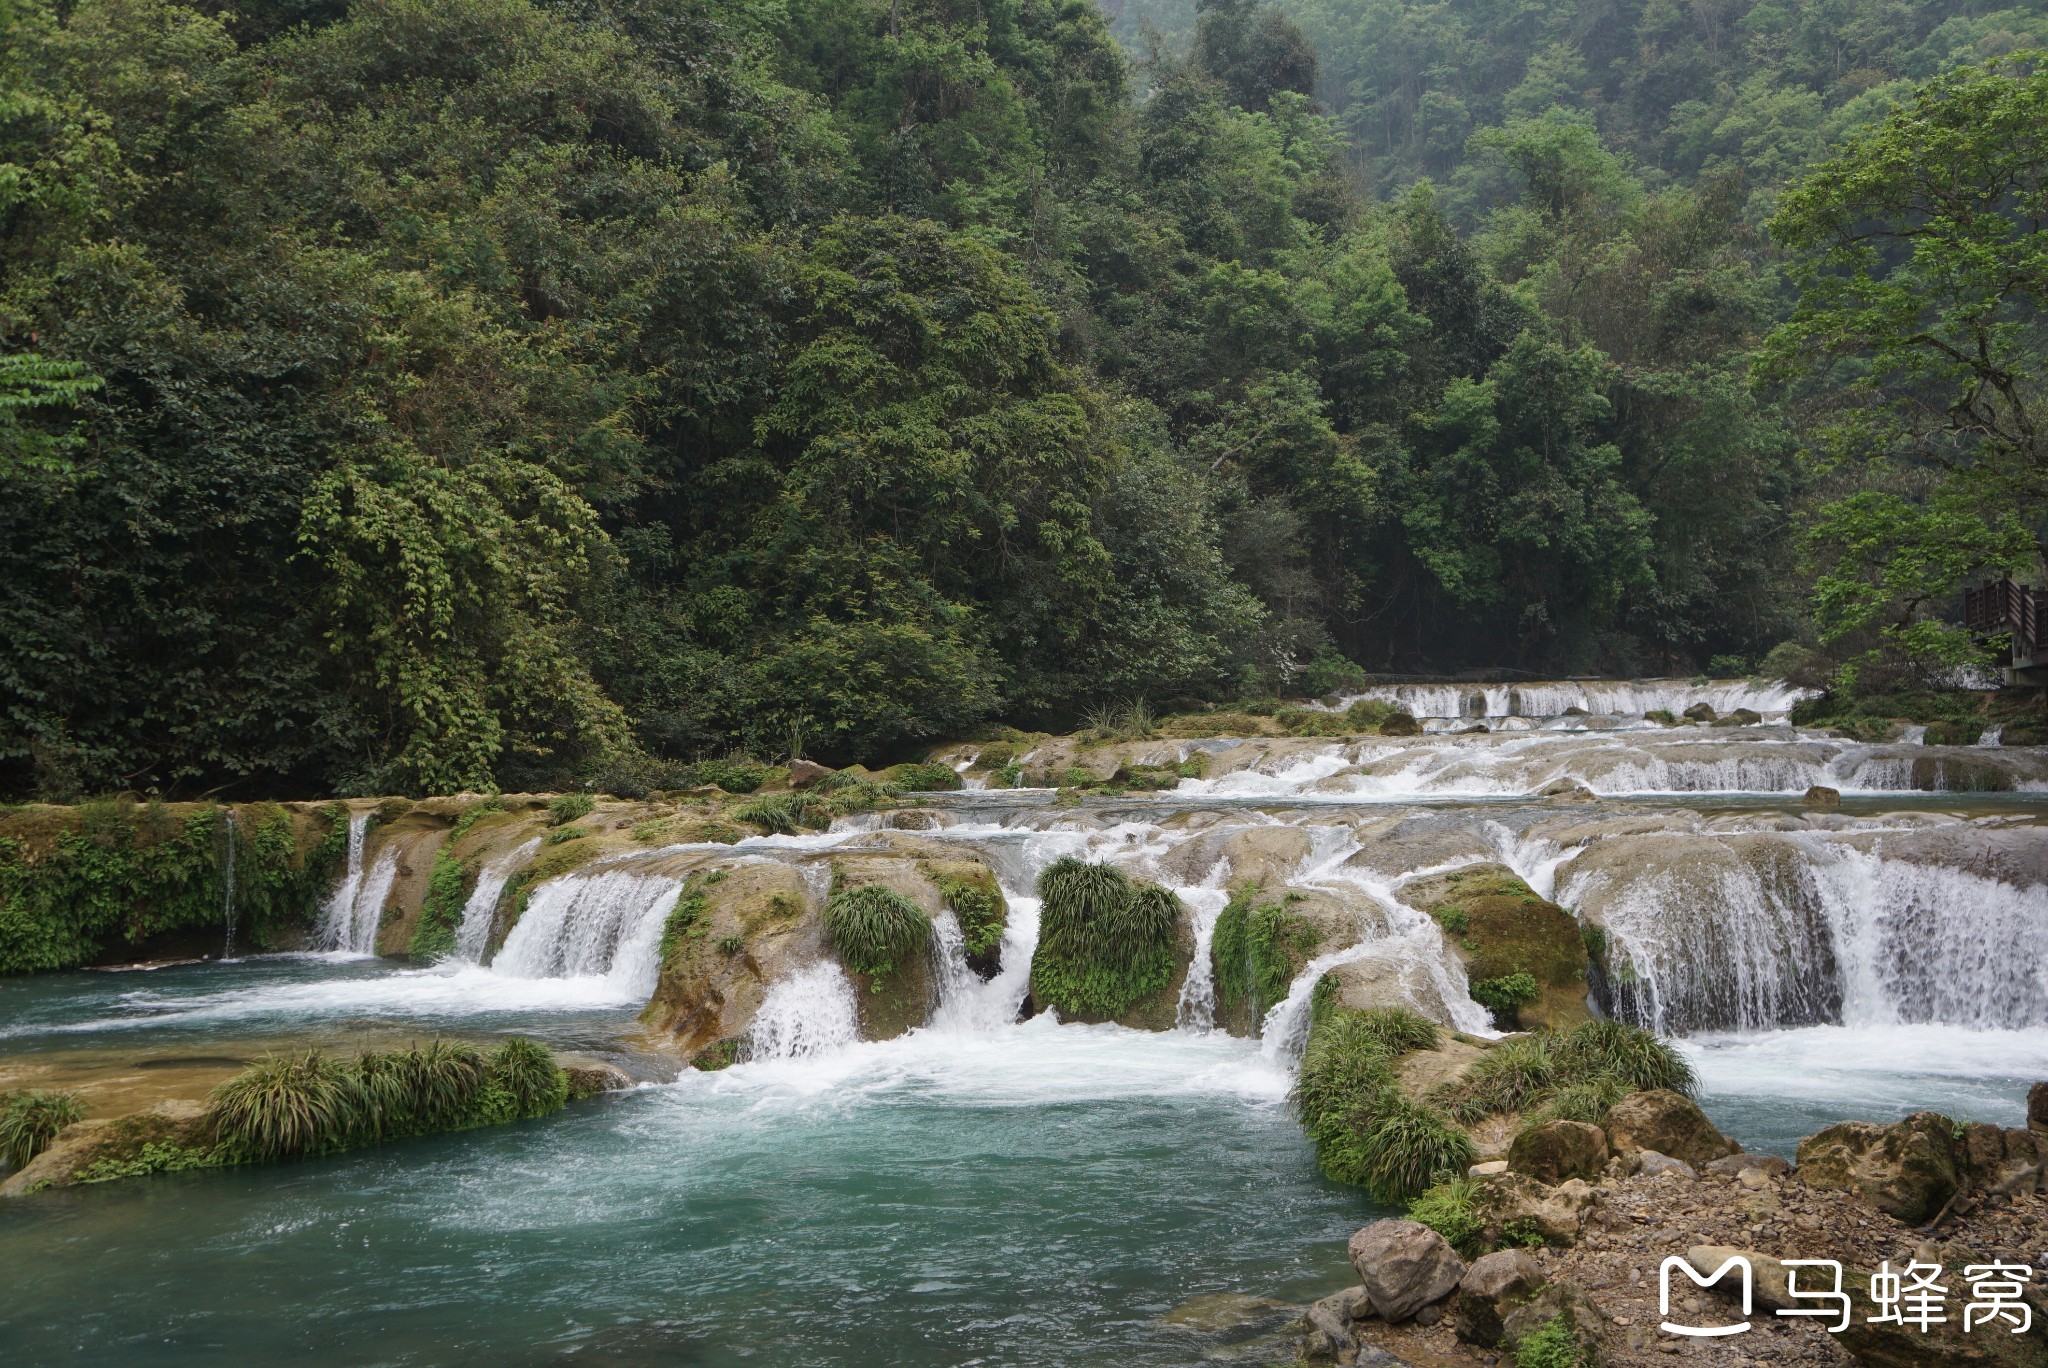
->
1029, 858, 1180, 1020
823, 885, 932, 978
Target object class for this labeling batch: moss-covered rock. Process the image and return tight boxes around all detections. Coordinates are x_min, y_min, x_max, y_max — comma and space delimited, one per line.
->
924, 859, 1007, 977
1028, 858, 1189, 1028
1210, 886, 1322, 1035
1602, 1088, 1737, 1167
1403, 865, 1590, 1030
1795, 1112, 1962, 1224
1505, 1120, 1608, 1184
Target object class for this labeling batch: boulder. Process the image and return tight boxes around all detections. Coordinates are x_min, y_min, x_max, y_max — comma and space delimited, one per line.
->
1296, 1288, 1367, 1363
1500, 1282, 1608, 1362
1639, 1150, 1698, 1180
1347, 1219, 1467, 1323
2031, 1082, 2048, 1133
1602, 1089, 1738, 1167
1453, 1248, 1546, 1348
1683, 703, 1717, 722
1467, 1160, 1508, 1178
1802, 785, 1842, 807
1470, 1172, 1595, 1247
563, 1062, 633, 1098
1378, 712, 1423, 737
1713, 708, 1763, 727
1507, 1120, 1608, 1184
787, 759, 833, 789
1795, 1112, 1960, 1224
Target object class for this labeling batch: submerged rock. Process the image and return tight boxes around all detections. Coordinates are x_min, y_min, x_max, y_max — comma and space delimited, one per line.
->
1802, 784, 1841, 807
1347, 1219, 1466, 1323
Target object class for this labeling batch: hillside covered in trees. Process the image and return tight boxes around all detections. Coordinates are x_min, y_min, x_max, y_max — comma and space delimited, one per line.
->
2, 0, 2043, 797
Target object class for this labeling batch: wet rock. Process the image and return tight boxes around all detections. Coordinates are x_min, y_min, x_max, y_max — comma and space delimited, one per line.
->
1537, 777, 1594, 801
1378, 712, 1422, 737
1347, 1219, 1466, 1323
1602, 1088, 1739, 1167
786, 759, 833, 788
1713, 707, 1763, 727
1508, 1120, 1609, 1184
1, 1098, 210, 1196
563, 1062, 633, 1097
1453, 1248, 1546, 1348
1638, 1150, 1697, 1180
1296, 1289, 1362, 1362
2031, 1082, 2048, 1133
1796, 1111, 1960, 1223
1683, 702, 1717, 722
1471, 1172, 1595, 1246
1802, 784, 1841, 807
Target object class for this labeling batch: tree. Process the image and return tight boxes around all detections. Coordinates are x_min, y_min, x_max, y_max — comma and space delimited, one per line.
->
1764, 51, 2048, 674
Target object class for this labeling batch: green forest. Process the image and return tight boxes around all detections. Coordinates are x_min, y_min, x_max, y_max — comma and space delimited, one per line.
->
2, 0, 2044, 797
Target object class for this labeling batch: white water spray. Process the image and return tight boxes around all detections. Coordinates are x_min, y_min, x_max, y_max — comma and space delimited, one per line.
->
453, 838, 541, 963
744, 961, 862, 1060
314, 813, 398, 955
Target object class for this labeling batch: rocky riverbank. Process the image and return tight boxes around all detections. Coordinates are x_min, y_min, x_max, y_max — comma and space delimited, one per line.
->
1304, 1086, 2048, 1367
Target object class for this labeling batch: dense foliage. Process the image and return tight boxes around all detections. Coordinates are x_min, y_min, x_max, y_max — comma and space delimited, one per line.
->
2, 0, 2040, 798
1031, 856, 1180, 1018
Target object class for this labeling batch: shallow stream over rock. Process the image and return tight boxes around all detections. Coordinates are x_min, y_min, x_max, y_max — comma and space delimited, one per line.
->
4, 693, 2047, 1363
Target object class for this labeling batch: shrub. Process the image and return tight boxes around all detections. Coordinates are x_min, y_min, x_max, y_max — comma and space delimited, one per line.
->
1514, 1312, 1584, 1368
1408, 1178, 1482, 1256
546, 793, 594, 826
733, 792, 834, 835
1644, 709, 1679, 726
1434, 1020, 1693, 1124
1529, 1077, 1632, 1126
488, 1038, 569, 1117
1, 1088, 85, 1169
1435, 1034, 1560, 1123
824, 884, 932, 978
1030, 859, 1178, 1018
391, 1039, 488, 1131
1471, 971, 1541, 1023
688, 758, 768, 794
1349, 1091, 1478, 1202
1302, 651, 1368, 696
1345, 698, 1398, 728
1353, 1007, 1441, 1054
208, 1051, 366, 1160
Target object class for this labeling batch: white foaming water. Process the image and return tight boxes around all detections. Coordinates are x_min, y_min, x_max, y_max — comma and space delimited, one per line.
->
491, 870, 681, 999
744, 960, 861, 1061
929, 894, 1042, 1033
1332, 678, 1812, 721
1570, 838, 2048, 1034
1174, 886, 1232, 1032
313, 813, 399, 956
453, 838, 540, 963
704, 1007, 1289, 1106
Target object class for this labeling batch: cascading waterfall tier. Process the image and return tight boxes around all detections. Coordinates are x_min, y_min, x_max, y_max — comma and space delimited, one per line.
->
491, 869, 681, 998
744, 961, 862, 1060
1331, 677, 1812, 721
313, 813, 398, 955
1561, 832, 2048, 1035
454, 838, 541, 963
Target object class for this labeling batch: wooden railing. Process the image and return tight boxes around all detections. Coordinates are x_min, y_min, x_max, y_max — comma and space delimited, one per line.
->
1964, 578, 2048, 657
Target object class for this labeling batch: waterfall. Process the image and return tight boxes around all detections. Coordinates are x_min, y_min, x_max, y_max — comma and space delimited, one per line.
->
1569, 837, 2048, 1034
453, 838, 541, 963
220, 809, 238, 959
1174, 887, 1231, 1032
314, 813, 397, 955
929, 892, 1043, 1033
491, 870, 680, 997
744, 961, 862, 1060
1333, 678, 1813, 720
1979, 726, 2005, 747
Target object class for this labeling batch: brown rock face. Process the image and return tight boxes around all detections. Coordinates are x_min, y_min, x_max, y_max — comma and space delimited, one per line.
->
2031, 1081, 2048, 1133
1795, 1112, 1961, 1224
1802, 784, 1842, 807
1603, 1088, 1738, 1167
1470, 1172, 1594, 1247
786, 759, 833, 789
1453, 1248, 1545, 1347
1507, 1120, 1609, 1184
1346, 1219, 1466, 1323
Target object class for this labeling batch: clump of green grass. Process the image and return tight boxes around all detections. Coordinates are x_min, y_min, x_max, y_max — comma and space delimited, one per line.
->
1353, 1006, 1441, 1054
883, 762, 963, 792
1433, 1019, 1692, 1125
823, 885, 932, 978
1030, 859, 1179, 1018
1351, 1091, 1478, 1202
936, 875, 1006, 962
209, 1038, 567, 1162
1210, 887, 1321, 1028
208, 1051, 366, 1160
546, 793, 594, 826
1293, 1002, 1470, 1201
1407, 1177, 1482, 1256
1, 1088, 85, 1169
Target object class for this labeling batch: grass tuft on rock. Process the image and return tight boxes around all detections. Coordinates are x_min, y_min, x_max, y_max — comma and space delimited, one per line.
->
1, 1088, 85, 1169
1407, 1177, 1482, 1256
208, 1050, 366, 1160
1030, 858, 1179, 1019
823, 884, 932, 978
1434, 1020, 1692, 1126
1210, 887, 1320, 1030
1295, 1000, 1470, 1201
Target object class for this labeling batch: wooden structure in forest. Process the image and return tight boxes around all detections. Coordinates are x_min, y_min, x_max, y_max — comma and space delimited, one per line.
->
1965, 577, 2048, 681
